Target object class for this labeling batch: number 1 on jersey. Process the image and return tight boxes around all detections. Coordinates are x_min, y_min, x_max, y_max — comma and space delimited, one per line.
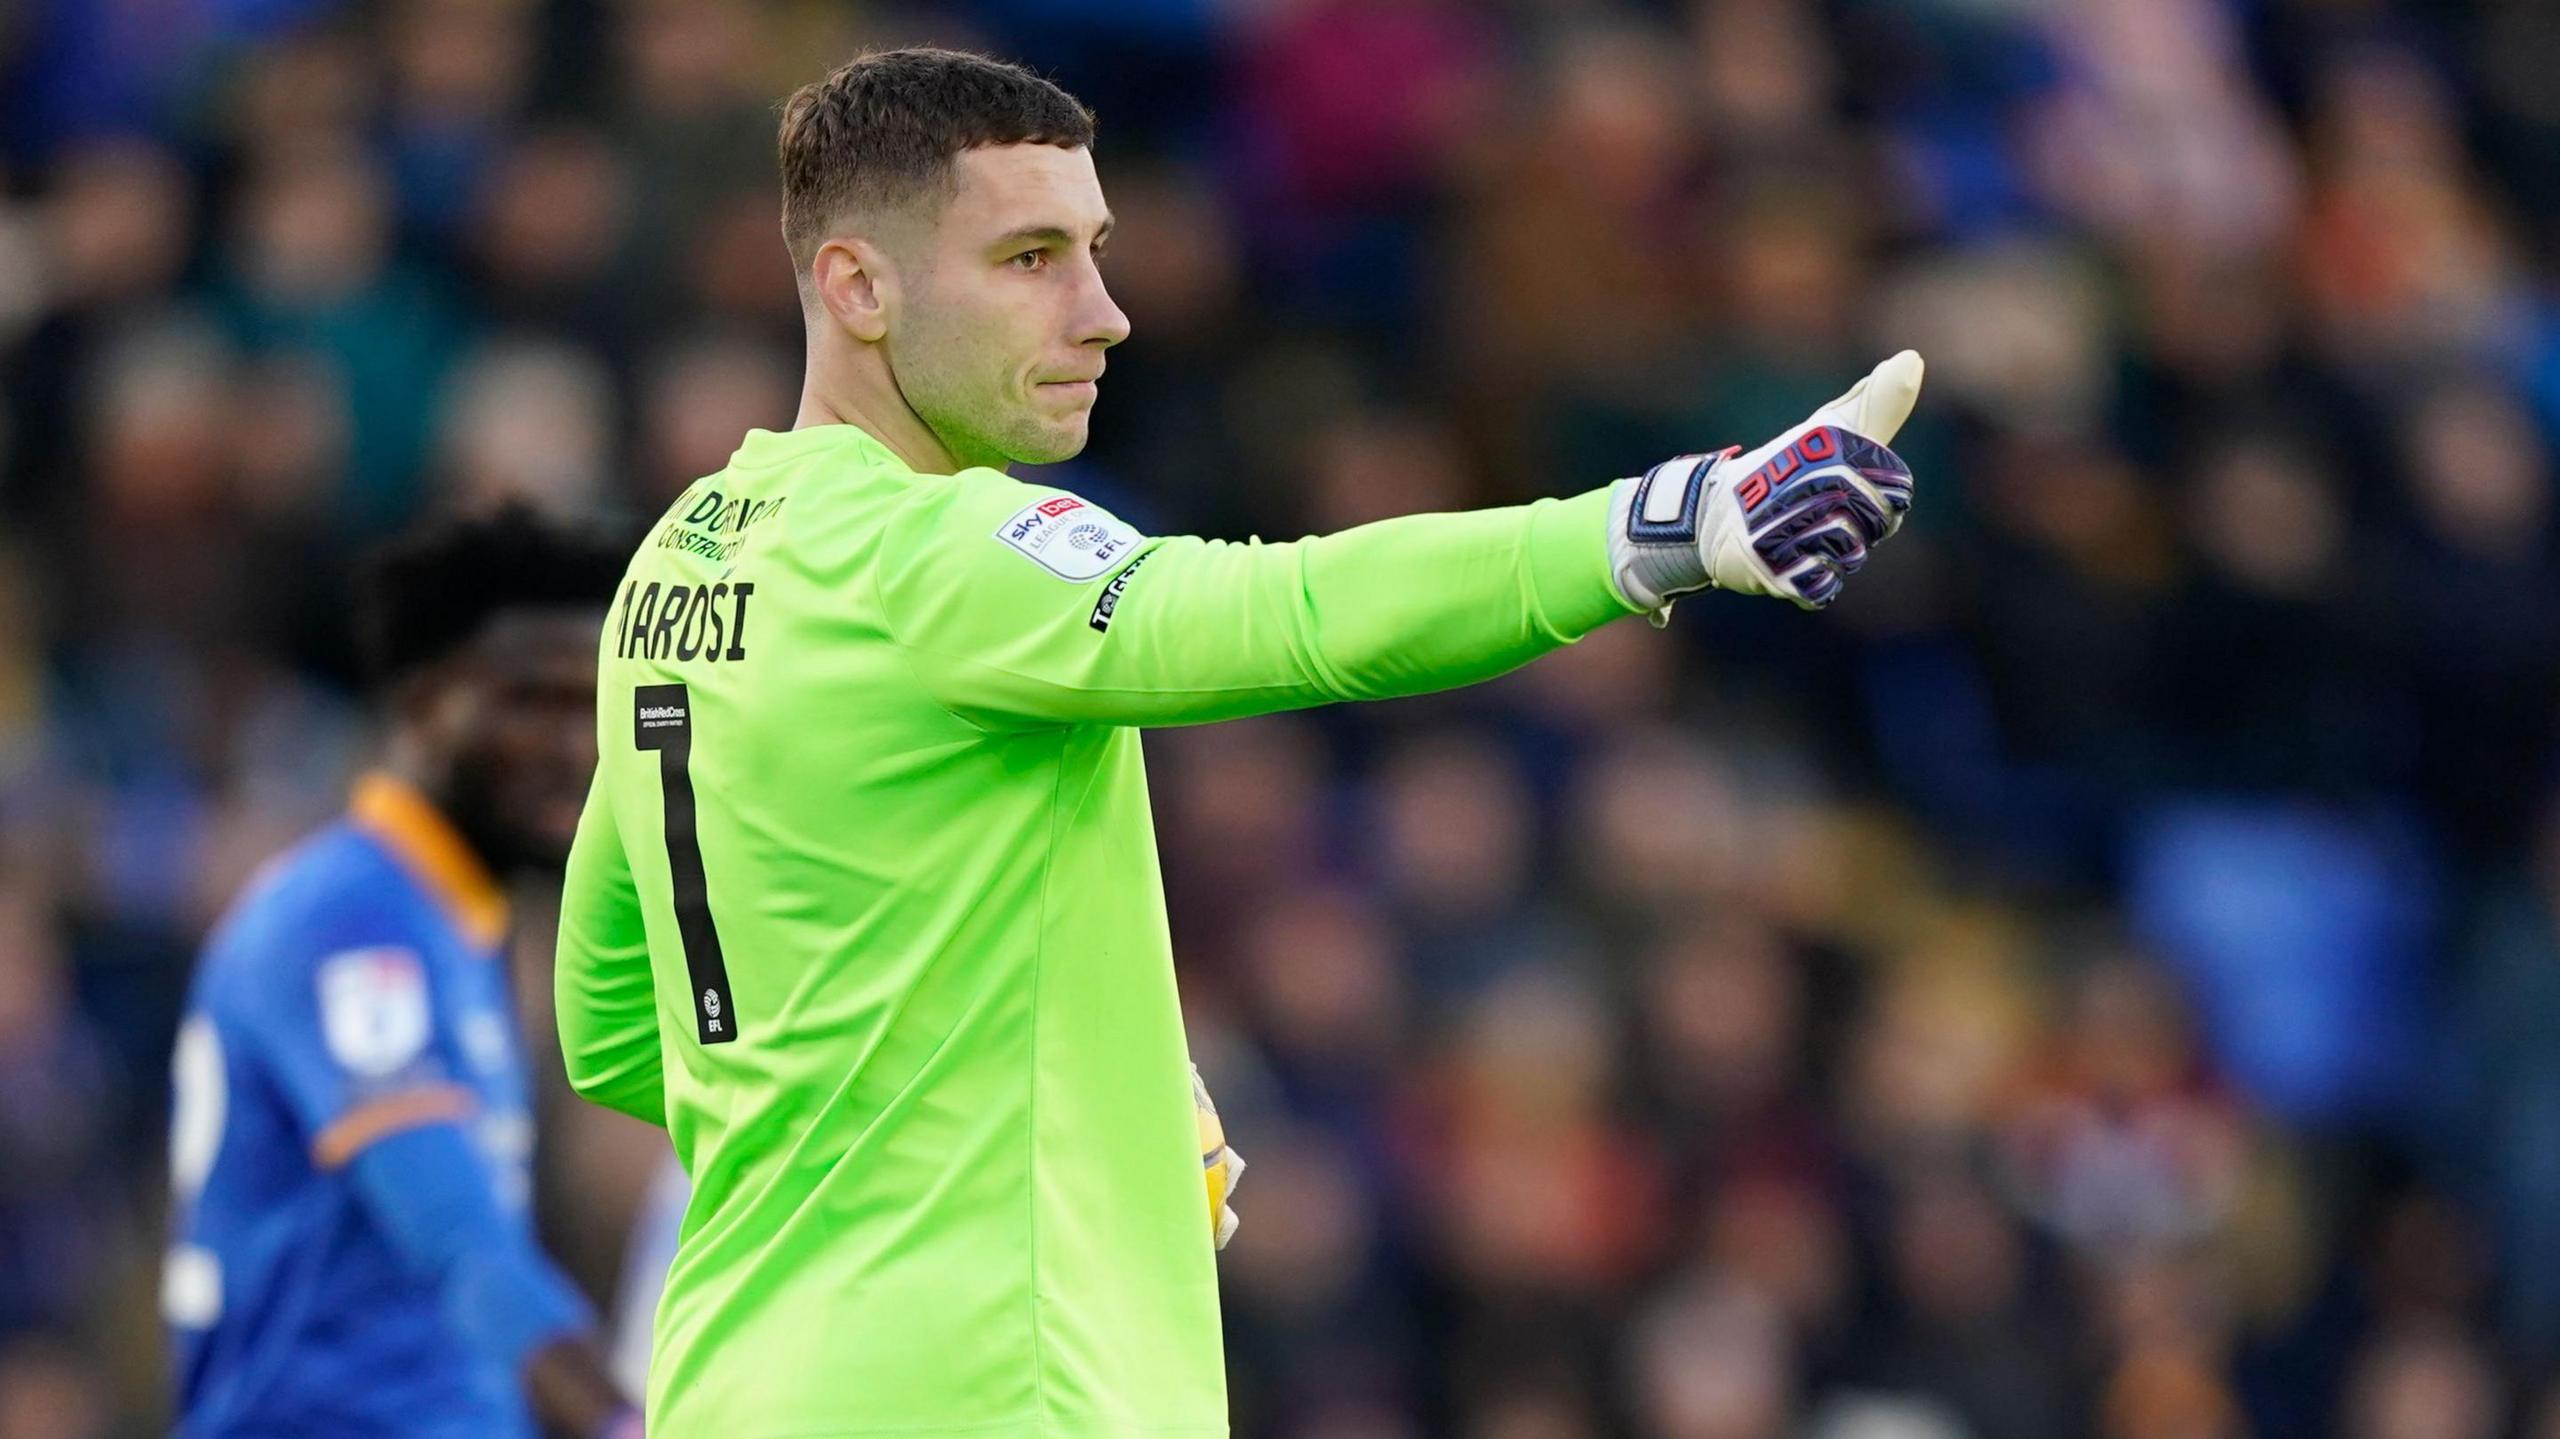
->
635, 683, 739, 1045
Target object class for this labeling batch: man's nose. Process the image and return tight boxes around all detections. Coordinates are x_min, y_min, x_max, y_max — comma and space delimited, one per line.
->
554, 704, 599, 770
1077, 268, 1130, 348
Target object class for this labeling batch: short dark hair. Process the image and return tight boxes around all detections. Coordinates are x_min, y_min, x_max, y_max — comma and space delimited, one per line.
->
777, 47, 1096, 278
355, 504, 627, 686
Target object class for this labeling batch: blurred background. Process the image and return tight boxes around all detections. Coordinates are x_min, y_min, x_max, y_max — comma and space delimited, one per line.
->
5, 0, 2560, 1435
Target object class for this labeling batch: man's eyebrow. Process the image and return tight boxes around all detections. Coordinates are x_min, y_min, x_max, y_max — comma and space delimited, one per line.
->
990, 216, 1117, 250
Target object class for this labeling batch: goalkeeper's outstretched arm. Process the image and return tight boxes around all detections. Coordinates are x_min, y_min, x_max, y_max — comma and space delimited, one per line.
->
877, 483, 1643, 732
874, 352, 1922, 732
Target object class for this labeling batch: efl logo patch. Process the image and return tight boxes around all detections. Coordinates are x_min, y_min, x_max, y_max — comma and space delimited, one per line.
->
994, 493, 1146, 581
316, 947, 434, 1078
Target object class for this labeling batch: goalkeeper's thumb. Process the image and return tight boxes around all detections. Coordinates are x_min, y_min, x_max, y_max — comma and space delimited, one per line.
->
1807, 349, 1925, 446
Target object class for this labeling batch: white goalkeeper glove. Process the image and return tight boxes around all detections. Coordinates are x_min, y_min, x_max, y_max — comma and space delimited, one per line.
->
1193, 1063, 1245, 1251
1608, 350, 1924, 620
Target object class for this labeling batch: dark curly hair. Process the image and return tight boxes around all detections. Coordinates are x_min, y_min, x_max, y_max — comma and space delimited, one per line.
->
355, 504, 628, 687
776, 47, 1095, 286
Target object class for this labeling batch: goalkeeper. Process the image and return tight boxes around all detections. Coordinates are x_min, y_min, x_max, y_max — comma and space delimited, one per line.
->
556, 46, 1921, 1439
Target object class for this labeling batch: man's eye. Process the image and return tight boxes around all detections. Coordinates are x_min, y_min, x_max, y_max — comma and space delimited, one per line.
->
1009, 250, 1047, 272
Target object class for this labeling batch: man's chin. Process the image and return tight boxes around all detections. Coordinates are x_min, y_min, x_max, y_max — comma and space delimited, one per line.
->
1003, 424, 1090, 467
475, 810, 577, 879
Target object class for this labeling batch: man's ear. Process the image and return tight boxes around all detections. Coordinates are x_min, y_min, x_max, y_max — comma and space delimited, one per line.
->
392, 660, 482, 758
814, 237, 891, 344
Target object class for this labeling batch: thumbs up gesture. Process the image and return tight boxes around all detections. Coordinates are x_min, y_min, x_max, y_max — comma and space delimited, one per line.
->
1609, 351, 1924, 615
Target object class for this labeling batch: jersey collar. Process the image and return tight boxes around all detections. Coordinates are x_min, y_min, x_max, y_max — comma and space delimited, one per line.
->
347, 771, 509, 952
734, 423, 906, 472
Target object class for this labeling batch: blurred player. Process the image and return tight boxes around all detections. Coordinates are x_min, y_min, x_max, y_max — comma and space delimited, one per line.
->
164, 508, 641, 1439
555, 46, 1919, 1437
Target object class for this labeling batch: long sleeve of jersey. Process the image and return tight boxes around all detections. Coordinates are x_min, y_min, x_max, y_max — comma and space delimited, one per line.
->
875, 476, 1641, 731
555, 776, 666, 1126
346, 1123, 598, 1375
232, 931, 597, 1380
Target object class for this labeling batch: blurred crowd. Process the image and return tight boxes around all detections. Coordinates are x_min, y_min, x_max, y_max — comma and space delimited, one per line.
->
6, 0, 2560, 1435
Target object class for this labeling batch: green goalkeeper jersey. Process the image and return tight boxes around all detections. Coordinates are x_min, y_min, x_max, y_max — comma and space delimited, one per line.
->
554, 423, 1638, 1438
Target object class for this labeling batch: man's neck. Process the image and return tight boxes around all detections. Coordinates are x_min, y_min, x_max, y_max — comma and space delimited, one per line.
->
795, 381, 996, 477
377, 737, 451, 819
351, 752, 511, 948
